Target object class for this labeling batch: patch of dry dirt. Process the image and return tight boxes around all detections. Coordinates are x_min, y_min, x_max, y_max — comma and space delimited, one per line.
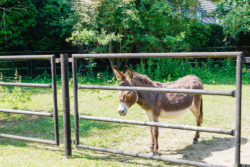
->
118, 127, 250, 166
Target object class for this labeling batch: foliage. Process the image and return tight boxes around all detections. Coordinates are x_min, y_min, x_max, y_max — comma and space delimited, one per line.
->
0, 0, 36, 51
214, 0, 250, 39
0, 86, 30, 104
26, 0, 75, 51
73, 58, 250, 85
0, 69, 30, 106
67, 0, 199, 53
0, 70, 30, 105
184, 22, 224, 48
132, 58, 236, 84
31, 71, 52, 83
0, 0, 75, 52
67, 0, 139, 53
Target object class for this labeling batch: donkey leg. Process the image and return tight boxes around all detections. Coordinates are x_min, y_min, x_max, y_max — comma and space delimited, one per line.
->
193, 119, 201, 144
150, 127, 154, 152
145, 110, 155, 152
152, 114, 159, 155
145, 110, 159, 154
191, 97, 203, 144
190, 109, 200, 144
152, 126, 159, 155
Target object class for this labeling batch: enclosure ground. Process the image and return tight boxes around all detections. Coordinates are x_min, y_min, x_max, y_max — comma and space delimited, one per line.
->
0, 84, 249, 167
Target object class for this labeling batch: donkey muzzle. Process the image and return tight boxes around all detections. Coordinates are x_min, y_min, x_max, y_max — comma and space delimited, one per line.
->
117, 102, 128, 116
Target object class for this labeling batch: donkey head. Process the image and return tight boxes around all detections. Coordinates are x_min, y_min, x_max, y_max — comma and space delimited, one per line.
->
113, 66, 138, 116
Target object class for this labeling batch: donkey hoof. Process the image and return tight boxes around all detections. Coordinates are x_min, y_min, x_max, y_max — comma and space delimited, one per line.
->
193, 138, 198, 144
153, 152, 158, 156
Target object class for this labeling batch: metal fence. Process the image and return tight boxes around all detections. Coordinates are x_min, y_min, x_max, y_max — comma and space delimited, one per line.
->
0, 52, 246, 167
0, 55, 59, 145
68, 52, 243, 167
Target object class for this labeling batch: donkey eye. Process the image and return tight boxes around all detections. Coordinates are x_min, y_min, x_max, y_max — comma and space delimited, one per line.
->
127, 91, 132, 95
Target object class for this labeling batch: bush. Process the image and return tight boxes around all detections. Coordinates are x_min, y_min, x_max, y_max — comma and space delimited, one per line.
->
133, 58, 236, 84
185, 22, 224, 49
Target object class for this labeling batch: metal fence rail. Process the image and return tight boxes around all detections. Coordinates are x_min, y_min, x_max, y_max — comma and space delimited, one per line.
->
0, 55, 54, 60
0, 134, 57, 145
0, 55, 59, 145
0, 82, 52, 88
0, 109, 53, 117
69, 52, 243, 167
78, 84, 235, 97
72, 52, 241, 58
79, 115, 234, 135
76, 144, 225, 167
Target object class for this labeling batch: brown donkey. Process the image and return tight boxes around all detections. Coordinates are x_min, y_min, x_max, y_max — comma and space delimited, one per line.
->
114, 66, 203, 155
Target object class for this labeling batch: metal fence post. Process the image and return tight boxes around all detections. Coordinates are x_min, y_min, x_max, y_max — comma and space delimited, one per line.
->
235, 53, 242, 167
72, 58, 79, 145
60, 53, 72, 157
51, 55, 59, 145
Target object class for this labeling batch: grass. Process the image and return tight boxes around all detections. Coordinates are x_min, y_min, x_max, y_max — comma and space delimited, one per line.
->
0, 81, 250, 166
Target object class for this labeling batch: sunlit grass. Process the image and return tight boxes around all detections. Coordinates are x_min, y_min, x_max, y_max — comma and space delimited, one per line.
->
0, 84, 249, 166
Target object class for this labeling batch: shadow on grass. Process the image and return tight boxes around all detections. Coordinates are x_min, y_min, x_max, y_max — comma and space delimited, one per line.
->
0, 114, 122, 147
77, 114, 123, 138
73, 149, 174, 167
0, 115, 56, 147
72, 136, 248, 166
1, 113, 247, 166
175, 136, 247, 161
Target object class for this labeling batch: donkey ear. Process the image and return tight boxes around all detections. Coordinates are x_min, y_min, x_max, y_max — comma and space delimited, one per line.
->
125, 65, 133, 80
113, 65, 124, 81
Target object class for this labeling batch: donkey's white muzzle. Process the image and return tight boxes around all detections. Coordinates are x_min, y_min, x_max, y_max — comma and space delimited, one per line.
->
117, 102, 128, 116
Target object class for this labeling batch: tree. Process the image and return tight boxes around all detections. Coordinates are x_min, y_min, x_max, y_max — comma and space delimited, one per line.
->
214, 0, 249, 43
184, 22, 224, 48
68, 0, 201, 52
0, 0, 75, 52
26, 0, 75, 51
0, 0, 36, 51
67, 0, 199, 68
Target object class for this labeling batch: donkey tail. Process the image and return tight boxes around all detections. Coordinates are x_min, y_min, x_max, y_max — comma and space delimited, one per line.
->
200, 98, 203, 124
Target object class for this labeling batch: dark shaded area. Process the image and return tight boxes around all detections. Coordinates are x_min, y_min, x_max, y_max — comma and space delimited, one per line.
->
0, 46, 250, 79
0, 116, 55, 147
0, 114, 122, 147
177, 137, 247, 160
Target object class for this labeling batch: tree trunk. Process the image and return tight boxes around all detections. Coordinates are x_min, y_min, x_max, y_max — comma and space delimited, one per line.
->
108, 41, 127, 73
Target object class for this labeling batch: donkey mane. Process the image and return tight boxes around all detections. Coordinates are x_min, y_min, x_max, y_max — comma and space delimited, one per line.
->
133, 72, 153, 85
131, 72, 161, 87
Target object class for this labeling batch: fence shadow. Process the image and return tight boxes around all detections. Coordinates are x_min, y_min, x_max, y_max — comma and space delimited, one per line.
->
72, 136, 247, 166
73, 149, 177, 167
77, 114, 123, 138
0, 114, 123, 147
0, 114, 247, 166
175, 136, 247, 162
0, 115, 56, 147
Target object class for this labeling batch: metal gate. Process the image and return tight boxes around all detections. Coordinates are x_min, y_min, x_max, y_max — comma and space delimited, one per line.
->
0, 52, 246, 166
0, 55, 59, 145
69, 52, 243, 167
